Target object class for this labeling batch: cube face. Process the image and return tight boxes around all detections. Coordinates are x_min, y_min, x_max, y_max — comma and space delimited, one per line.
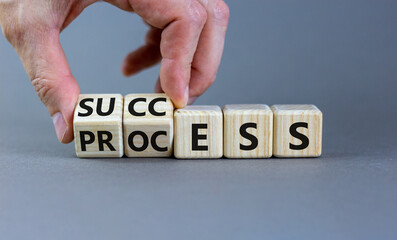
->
174, 106, 223, 159
271, 105, 322, 157
223, 104, 273, 158
73, 94, 124, 158
123, 94, 174, 157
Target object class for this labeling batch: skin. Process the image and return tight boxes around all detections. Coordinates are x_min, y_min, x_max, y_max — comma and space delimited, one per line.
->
0, 0, 229, 143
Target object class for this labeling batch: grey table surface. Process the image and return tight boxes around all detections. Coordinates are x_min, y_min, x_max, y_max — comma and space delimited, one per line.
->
1, 1, 397, 239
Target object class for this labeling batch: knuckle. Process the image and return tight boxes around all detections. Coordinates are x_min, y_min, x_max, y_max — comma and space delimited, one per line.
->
1, 22, 23, 44
2, 20, 33, 47
191, 71, 217, 97
0, 8, 54, 47
212, 0, 230, 25
0, 2, 31, 45
185, 1, 207, 28
31, 78, 56, 106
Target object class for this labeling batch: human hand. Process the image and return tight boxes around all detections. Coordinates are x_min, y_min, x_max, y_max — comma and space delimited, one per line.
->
0, 0, 229, 143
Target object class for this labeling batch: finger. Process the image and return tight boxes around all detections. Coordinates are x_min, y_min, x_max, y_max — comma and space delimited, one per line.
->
122, 27, 162, 76
61, 0, 98, 31
129, 0, 207, 108
158, 2, 207, 108
188, 0, 229, 102
16, 31, 80, 143
154, 77, 164, 93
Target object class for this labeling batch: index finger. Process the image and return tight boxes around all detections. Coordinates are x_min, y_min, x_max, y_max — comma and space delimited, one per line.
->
130, 0, 207, 107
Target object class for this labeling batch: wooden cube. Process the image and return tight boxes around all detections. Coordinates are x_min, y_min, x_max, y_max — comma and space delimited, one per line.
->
73, 94, 124, 158
123, 94, 174, 157
223, 104, 273, 158
271, 105, 322, 157
174, 106, 223, 159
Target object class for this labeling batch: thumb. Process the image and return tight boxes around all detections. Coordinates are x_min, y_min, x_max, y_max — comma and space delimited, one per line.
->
18, 31, 80, 143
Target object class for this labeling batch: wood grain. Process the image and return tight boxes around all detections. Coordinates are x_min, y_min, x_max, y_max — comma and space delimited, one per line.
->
174, 105, 223, 159
271, 105, 322, 157
73, 94, 124, 158
123, 94, 174, 157
223, 104, 273, 158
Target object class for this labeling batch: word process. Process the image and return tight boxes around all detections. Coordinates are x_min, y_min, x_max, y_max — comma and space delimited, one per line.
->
73, 94, 323, 158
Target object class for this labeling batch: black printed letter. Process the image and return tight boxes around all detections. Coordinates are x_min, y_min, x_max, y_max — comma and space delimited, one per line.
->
192, 124, 208, 151
151, 131, 168, 152
80, 131, 95, 151
78, 98, 94, 117
289, 122, 309, 150
128, 131, 149, 152
128, 98, 146, 116
98, 131, 116, 151
239, 123, 258, 151
97, 98, 115, 116
148, 98, 167, 116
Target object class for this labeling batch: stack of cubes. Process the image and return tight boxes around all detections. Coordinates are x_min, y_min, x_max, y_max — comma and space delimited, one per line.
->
74, 94, 322, 158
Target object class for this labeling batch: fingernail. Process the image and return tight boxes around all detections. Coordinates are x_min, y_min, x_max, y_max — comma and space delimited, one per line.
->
184, 87, 189, 106
122, 64, 132, 76
52, 112, 67, 143
187, 97, 197, 105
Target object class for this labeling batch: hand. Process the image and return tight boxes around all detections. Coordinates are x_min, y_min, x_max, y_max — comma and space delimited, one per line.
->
0, 0, 229, 143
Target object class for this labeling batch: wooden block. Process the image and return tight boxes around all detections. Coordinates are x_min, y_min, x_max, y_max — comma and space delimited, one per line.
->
223, 104, 273, 158
174, 106, 223, 159
123, 94, 174, 157
73, 94, 124, 158
271, 105, 322, 157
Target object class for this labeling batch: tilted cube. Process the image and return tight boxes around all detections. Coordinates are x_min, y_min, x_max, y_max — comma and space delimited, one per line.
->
123, 94, 174, 157
73, 94, 124, 158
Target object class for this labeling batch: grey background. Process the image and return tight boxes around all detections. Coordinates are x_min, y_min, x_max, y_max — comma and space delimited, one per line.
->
1, 0, 397, 239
